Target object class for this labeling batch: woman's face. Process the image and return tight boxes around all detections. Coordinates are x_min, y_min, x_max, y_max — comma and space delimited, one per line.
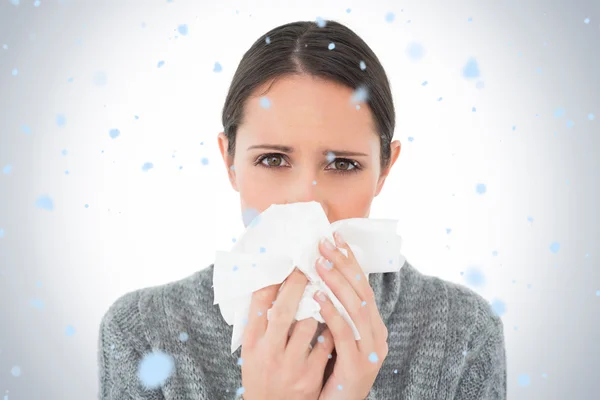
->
218, 74, 401, 224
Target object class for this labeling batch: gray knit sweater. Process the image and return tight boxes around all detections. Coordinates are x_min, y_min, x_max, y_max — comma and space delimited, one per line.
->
98, 260, 506, 399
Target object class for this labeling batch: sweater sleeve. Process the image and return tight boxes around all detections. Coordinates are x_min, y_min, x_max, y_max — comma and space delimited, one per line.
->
98, 293, 165, 400
453, 319, 507, 400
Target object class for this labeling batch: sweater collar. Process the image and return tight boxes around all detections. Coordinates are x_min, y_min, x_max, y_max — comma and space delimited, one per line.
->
368, 259, 417, 325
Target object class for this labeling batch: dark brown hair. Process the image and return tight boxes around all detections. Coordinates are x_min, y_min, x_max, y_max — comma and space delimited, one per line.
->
221, 19, 395, 171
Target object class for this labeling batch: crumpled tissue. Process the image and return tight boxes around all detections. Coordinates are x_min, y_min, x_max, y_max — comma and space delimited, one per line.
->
213, 201, 406, 354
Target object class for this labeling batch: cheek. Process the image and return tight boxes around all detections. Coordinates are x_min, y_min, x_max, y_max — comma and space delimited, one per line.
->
236, 168, 286, 209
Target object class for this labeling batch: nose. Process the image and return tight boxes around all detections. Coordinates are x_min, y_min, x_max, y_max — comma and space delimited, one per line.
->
285, 176, 319, 203
283, 175, 329, 215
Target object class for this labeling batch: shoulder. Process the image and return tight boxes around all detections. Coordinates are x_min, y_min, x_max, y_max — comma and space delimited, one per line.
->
440, 275, 504, 341
404, 263, 504, 344
99, 264, 215, 346
420, 273, 507, 396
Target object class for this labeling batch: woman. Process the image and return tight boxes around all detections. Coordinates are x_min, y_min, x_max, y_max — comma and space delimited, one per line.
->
98, 19, 506, 400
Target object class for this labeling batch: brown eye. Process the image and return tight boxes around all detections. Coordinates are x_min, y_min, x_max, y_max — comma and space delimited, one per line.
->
330, 159, 358, 172
256, 154, 289, 168
334, 159, 353, 170
264, 155, 283, 167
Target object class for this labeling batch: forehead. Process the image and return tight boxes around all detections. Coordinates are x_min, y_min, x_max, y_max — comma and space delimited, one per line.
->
238, 75, 378, 150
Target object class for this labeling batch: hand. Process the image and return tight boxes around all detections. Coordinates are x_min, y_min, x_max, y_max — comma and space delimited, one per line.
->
312, 231, 389, 400
240, 267, 336, 400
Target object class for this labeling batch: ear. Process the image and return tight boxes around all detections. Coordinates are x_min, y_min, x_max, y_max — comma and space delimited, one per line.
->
217, 132, 238, 192
374, 139, 401, 197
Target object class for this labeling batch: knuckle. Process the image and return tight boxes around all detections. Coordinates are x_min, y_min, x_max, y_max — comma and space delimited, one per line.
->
336, 322, 354, 341
270, 304, 293, 322
261, 342, 280, 366
272, 317, 294, 336
255, 286, 275, 303
294, 320, 316, 336
282, 365, 304, 386
296, 382, 316, 396
264, 354, 279, 372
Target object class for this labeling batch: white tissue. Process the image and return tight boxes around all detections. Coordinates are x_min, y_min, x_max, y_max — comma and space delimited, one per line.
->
213, 201, 406, 354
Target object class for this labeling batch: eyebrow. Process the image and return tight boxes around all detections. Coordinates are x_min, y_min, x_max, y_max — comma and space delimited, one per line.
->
246, 144, 369, 157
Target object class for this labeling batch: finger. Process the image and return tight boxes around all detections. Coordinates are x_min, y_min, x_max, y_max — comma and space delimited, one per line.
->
332, 231, 388, 342
264, 267, 309, 351
284, 317, 318, 366
307, 326, 335, 375
316, 243, 374, 351
331, 231, 376, 308
313, 290, 358, 357
244, 282, 281, 349
323, 232, 384, 341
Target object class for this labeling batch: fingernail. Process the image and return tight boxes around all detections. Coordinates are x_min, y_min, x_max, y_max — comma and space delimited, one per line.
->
334, 231, 346, 246
321, 237, 336, 251
316, 290, 327, 302
317, 256, 333, 270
